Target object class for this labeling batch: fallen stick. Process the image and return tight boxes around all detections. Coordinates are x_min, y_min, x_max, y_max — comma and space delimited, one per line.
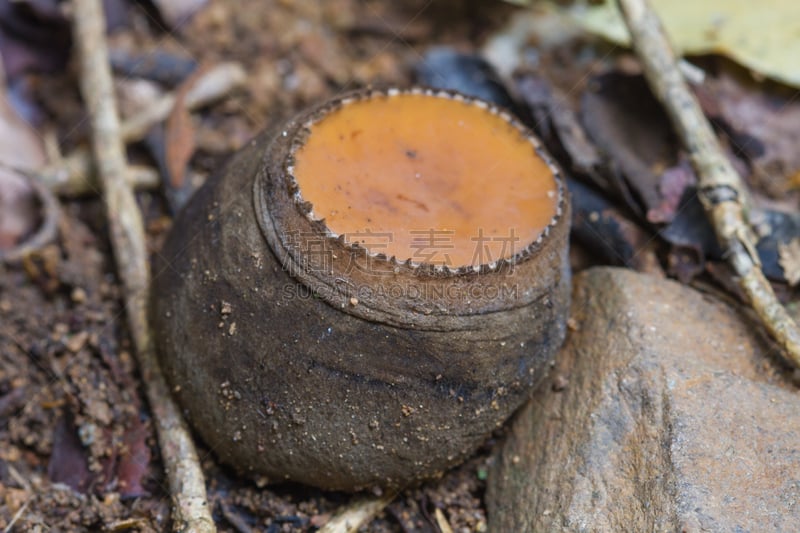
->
616, 0, 800, 366
121, 62, 246, 141
39, 163, 159, 196
71, 1, 215, 531
319, 490, 398, 533
38, 62, 245, 197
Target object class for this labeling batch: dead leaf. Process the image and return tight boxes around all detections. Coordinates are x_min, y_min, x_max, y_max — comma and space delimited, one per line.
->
698, 72, 800, 198
48, 414, 92, 493
110, 49, 197, 87
580, 72, 681, 219
0, 171, 38, 249
0, 86, 46, 252
514, 71, 605, 190
567, 0, 800, 88
151, 0, 209, 28
647, 160, 696, 224
164, 67, 204, 191
0, 91, 45, 170
660, 191, 722, 282
116, 416, 151, 498
778, 239, 800, 286
570, 177, 661, 273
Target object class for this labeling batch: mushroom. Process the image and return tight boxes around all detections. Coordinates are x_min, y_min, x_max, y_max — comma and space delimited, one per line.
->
151, 87, 570, 491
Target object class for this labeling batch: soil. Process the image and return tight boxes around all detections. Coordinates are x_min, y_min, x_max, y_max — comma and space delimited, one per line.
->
0, 0, 518, 531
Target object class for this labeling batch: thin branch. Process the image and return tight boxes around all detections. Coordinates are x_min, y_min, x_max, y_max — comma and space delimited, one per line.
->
71, 1, 215, 531
121, 62, 246, 141
39, 162, 159, 196
3, 497, 31, 533
434, 508, 455, 533
38, 62, 245, 197
319, 491, 398, 533
616, 0, 800, 366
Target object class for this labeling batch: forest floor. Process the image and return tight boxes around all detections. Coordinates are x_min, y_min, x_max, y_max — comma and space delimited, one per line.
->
0, 1, 526, 531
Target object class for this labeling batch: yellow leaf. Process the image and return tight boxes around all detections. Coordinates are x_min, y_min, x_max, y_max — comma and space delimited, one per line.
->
567, 0, 800, 87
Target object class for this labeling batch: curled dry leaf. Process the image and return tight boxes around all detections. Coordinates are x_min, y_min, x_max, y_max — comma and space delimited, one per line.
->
156, 65, 208, 211
164, 77, 197, 191
574, 69, 800, 284
514, 72, 605, 190
410, 38, 800, 289
580, 71, 681, 220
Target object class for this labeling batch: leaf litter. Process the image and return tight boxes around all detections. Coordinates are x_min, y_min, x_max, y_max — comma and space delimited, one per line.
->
3, 0, 800, 530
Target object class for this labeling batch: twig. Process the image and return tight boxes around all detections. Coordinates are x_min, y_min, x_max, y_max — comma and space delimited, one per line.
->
7, 464, 32, 493
616, 0, 800, 367
38, 62, 245, 197
121, 62, 246, 141
39, 162, 159, 197
3, 496, 31, 533
318, 490, 398, 533
3, 465, 32, 533
434, 508, 455, 533
71, 1, 215, 531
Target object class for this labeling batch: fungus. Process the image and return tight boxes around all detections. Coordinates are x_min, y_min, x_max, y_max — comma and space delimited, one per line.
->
292, 92, 559, 267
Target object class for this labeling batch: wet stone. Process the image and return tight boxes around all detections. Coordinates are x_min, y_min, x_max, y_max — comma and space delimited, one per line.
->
488, 267, 800, 533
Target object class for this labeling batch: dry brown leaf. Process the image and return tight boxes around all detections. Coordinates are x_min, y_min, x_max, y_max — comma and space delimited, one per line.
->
698, 73, 800, 198
164, 68, 204, 189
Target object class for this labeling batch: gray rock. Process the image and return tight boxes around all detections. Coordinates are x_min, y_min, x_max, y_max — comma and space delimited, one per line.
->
488, 267, 799, 533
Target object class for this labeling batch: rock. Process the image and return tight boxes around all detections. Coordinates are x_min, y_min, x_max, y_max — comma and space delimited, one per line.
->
487, 267, 799, 532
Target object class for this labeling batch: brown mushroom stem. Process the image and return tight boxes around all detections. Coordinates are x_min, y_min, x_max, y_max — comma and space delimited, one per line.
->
71, 1, 215, 531
616, 0, 800, 367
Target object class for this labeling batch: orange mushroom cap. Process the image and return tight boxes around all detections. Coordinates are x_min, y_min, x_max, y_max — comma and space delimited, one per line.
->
292, 91, 558, 268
